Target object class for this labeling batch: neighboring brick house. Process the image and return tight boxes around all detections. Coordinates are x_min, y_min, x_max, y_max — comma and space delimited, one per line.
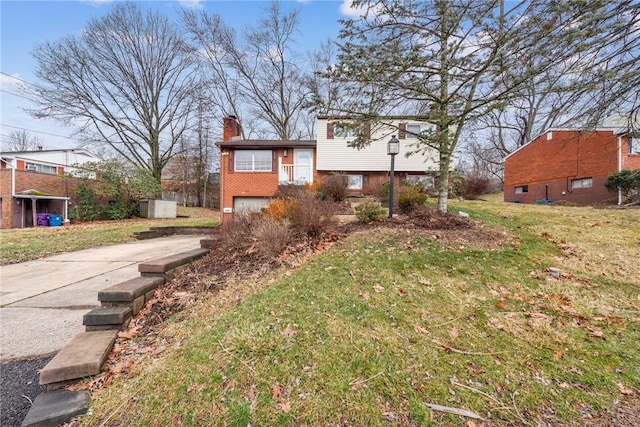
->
503, 129, 640, 205
216, 115, 439, 223
0, 149, 101, 228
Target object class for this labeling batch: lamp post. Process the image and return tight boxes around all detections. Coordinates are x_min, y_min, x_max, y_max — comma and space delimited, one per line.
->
387, 135, 400, 218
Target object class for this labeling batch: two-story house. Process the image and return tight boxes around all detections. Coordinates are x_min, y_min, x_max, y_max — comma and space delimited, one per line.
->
0, 148, 101, 228
503, 129, 640, 205
216, 116, 440, 223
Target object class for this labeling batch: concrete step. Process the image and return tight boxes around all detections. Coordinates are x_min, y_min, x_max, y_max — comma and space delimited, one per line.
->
138, 248, 209, 274
39, 330, 118, 385
83, 306, 133, 331
21, 390, 89, 427
98, 276, 164, 303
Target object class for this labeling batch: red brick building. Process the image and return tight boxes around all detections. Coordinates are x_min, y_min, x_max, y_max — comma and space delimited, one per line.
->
216, 117, 317, 224
1, 149, 101, 228
216, 116, 440, 223
504, 130, 640, 205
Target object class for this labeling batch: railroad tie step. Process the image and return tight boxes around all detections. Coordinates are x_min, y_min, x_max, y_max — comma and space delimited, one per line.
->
138, 248, 209, 274
39, 330, 118, 386
21, 390, 89, 427
83, 306, 133, 331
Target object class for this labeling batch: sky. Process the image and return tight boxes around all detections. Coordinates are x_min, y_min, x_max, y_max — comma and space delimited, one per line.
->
0, 0, 357, 151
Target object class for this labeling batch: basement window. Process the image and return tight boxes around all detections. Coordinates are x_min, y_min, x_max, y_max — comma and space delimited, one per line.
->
347, 174, 363, 190
571, 177, 592, 189
515, 185, 528, 194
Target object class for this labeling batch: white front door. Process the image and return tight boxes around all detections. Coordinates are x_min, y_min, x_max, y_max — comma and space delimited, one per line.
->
294, 149, 313, 184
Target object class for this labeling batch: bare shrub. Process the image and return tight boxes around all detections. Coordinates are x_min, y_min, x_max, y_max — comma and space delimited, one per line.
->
462, 176, 492, 200
397, 184, 428, 213
252, 217, 292, 259
219, 212, 260, 252
318, 174, 348, 202
274, 184, 307, 200
288, 191, 337, 236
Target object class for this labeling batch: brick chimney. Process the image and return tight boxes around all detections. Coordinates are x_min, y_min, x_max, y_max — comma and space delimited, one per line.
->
223, 116, 242, 142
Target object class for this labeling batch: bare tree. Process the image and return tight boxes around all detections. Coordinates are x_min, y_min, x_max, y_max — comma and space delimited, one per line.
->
320, 0, 639, 212
2, 130, 45, 151
464, 0, 640, 178
183, 1, 310, 140
30, 2, 200, 183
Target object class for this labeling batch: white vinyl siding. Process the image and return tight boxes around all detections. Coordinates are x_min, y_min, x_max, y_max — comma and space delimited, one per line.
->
317, 119, 439, 172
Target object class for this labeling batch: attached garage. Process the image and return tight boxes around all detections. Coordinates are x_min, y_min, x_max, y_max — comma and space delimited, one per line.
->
233, 197, 271, 214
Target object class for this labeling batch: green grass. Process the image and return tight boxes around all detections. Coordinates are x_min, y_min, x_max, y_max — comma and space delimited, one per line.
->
0, 207, 218, 265
80, 198, 639, 426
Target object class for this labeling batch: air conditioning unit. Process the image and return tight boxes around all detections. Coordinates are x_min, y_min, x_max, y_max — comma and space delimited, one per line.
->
26, 164, 38, 171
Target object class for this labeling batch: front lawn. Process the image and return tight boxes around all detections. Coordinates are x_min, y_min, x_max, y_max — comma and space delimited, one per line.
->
79, 199, 639, 426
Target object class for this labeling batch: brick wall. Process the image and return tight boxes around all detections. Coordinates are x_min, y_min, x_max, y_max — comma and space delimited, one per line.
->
504, 131, 636, 204
0, 169, 88, 229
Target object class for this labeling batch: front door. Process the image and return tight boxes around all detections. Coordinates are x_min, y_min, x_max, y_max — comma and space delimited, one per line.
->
294, 149, 313, 184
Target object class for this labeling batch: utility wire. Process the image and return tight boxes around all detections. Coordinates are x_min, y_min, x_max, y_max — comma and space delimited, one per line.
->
0, 89, 37, 102
0, 123, 81, 142
0, 71, 36, 87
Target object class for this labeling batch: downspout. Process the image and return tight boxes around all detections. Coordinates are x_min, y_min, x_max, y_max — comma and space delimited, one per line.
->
617, 136, 622, 205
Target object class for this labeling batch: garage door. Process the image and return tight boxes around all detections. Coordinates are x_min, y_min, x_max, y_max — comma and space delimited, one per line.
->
233, 197, 271, 214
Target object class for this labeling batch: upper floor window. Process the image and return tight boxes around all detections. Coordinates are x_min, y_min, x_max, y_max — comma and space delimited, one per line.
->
25, 162, 57, 174
234, 150, 272, 171
571, 177, 592, 189
629, 137, 640, 154
400, 123, 434, 139
334, 124, 359, 138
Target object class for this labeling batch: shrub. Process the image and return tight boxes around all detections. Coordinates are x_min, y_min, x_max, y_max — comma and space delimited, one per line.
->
605, 169, 640, 203
397, 185, 428, 213
219, 213, 260, 253
318, 174, 348, 202
287, 191, 337, 236
274, 184, 308, 200
461, 176, 492, 200
263, 198, 298, 220
252, 217, 292, 259
355, 201, 386, 223
69, 183, 102, 222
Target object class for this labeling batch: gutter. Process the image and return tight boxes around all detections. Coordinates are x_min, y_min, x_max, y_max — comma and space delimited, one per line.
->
617, 136, 623, 205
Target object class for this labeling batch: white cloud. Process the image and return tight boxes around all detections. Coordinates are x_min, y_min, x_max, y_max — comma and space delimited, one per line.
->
79, 0, 114, 6
178, 0, 204, 9
339, 0, 364, 18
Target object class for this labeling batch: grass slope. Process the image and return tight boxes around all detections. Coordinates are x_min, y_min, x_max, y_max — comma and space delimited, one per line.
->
82, 199, 639, 426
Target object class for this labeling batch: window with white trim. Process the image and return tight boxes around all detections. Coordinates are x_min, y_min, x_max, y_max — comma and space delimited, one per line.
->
571, 177, 592, 189
25, 162, 57, 174
405, 123, 434, 139
629, 137, 640, 154
347, 174, 363, 190
515, 185, 528, 194
234, 150, 272, 171
334, 124, 359, 138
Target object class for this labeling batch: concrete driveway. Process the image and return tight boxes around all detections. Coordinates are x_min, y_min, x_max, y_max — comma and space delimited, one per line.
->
0, 235, 206, 362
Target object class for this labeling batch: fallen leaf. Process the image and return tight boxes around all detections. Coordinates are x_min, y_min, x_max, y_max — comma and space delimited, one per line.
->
554, 349, 563, 361
618, 383, 635, 395
591, 329, 605, 339
486, 318, 504, 329
414, 324, 428, 334
282, 324, 298, 338
527, 313, 553, 328
495, 299, 506, 309
272, 384, 283, 398
450, 327, 460, 341
279, 399, 291, 413
373, 284, 385, 293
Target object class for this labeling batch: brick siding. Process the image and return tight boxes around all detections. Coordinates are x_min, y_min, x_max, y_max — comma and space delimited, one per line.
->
504, 131, 640, 204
